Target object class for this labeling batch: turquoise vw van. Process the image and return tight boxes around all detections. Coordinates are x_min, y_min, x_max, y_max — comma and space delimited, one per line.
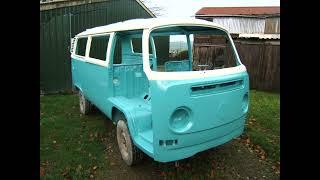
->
71, 18, 249, 166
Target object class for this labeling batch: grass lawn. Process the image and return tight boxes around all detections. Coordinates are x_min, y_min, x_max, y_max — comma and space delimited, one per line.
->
40, 95, 109, 179
40, 90, 280, 179
245, 90, 280, 163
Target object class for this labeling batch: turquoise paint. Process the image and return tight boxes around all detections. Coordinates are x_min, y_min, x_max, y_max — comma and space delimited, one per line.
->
71, 25, 249, 163
165, 60, 190, 71
150, 72, 249, 162
72, 59, 113, 117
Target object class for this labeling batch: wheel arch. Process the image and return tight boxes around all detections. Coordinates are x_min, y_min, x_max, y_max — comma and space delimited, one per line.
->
109, 99, 138, 139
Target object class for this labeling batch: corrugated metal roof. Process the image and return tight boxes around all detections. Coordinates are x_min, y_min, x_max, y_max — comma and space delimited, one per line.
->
236, 33, 280, 40
196, 7, 280, 16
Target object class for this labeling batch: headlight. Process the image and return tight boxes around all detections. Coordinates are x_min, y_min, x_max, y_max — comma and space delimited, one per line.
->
169, 107, 192, 133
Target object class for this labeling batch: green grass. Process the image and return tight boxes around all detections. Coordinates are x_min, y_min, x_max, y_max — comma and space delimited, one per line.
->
40, 95, 109, 179
245, 90, 280, 163
40, 90, 280, 179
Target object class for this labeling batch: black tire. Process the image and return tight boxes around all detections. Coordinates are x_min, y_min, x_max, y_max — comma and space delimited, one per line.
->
79, 91, 92, 115
116, 114, 144, 166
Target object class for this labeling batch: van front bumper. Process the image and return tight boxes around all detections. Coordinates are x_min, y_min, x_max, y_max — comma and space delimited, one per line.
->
153, 115, 246, 162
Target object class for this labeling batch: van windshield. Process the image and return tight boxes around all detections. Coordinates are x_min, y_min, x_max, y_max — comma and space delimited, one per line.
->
149, 26, 239, 72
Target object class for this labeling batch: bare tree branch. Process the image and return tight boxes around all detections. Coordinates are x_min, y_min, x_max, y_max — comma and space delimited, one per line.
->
140, 0, 166, 17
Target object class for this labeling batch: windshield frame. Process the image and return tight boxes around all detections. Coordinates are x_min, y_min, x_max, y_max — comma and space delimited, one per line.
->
142, 23, 246, 80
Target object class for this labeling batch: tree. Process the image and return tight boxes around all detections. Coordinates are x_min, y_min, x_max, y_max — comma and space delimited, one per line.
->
140, 0, 165, 17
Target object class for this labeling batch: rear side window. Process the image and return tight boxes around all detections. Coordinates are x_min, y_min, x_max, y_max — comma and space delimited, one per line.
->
89, 35, 110, 61
75, 38, 87, 56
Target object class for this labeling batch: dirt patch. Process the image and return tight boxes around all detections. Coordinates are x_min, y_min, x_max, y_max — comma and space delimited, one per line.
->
97, 119, 280, 179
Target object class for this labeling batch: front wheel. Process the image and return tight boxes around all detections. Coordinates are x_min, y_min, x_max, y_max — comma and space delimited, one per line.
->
116, 118, 144, 166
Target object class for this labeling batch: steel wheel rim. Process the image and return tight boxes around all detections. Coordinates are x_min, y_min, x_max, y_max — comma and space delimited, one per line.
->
119, 128, 129, 158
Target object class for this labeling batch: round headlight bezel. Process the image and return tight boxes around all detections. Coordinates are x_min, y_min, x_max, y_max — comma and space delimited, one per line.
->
169, 107, 193, 133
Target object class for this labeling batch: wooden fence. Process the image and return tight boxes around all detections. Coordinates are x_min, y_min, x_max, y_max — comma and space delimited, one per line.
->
233, 39, 280, 92
193, 37, 280, 92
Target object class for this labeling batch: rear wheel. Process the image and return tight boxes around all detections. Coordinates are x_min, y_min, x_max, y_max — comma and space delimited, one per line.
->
116, 115, 144, 166
79, 91, 92, 115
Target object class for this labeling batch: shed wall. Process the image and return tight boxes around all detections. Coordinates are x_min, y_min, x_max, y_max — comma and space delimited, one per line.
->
197, 16, 280, 34
264, 17, 280, 34
40, 0, 168, 93
211, 17, 265, 34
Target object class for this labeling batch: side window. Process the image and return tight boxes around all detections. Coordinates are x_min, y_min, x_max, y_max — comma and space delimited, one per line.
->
75, 37, 87, 56
131, 38, 153, 54
89, 35, 110, 61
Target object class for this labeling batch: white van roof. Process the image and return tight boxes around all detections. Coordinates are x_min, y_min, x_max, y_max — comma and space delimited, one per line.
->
76, 17, 227, 37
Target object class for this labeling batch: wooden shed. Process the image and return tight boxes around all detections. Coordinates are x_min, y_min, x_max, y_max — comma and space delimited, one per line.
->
194, 6, 280, 92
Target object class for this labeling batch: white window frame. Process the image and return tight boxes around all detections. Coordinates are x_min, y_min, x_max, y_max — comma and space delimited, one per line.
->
142, 24, 246, 80
71, 32, 115, 67
71, 37, 88, 61
86, 33, 113, 67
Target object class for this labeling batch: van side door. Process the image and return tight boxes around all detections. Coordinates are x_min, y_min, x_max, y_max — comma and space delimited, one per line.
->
81, 33, 114, 115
